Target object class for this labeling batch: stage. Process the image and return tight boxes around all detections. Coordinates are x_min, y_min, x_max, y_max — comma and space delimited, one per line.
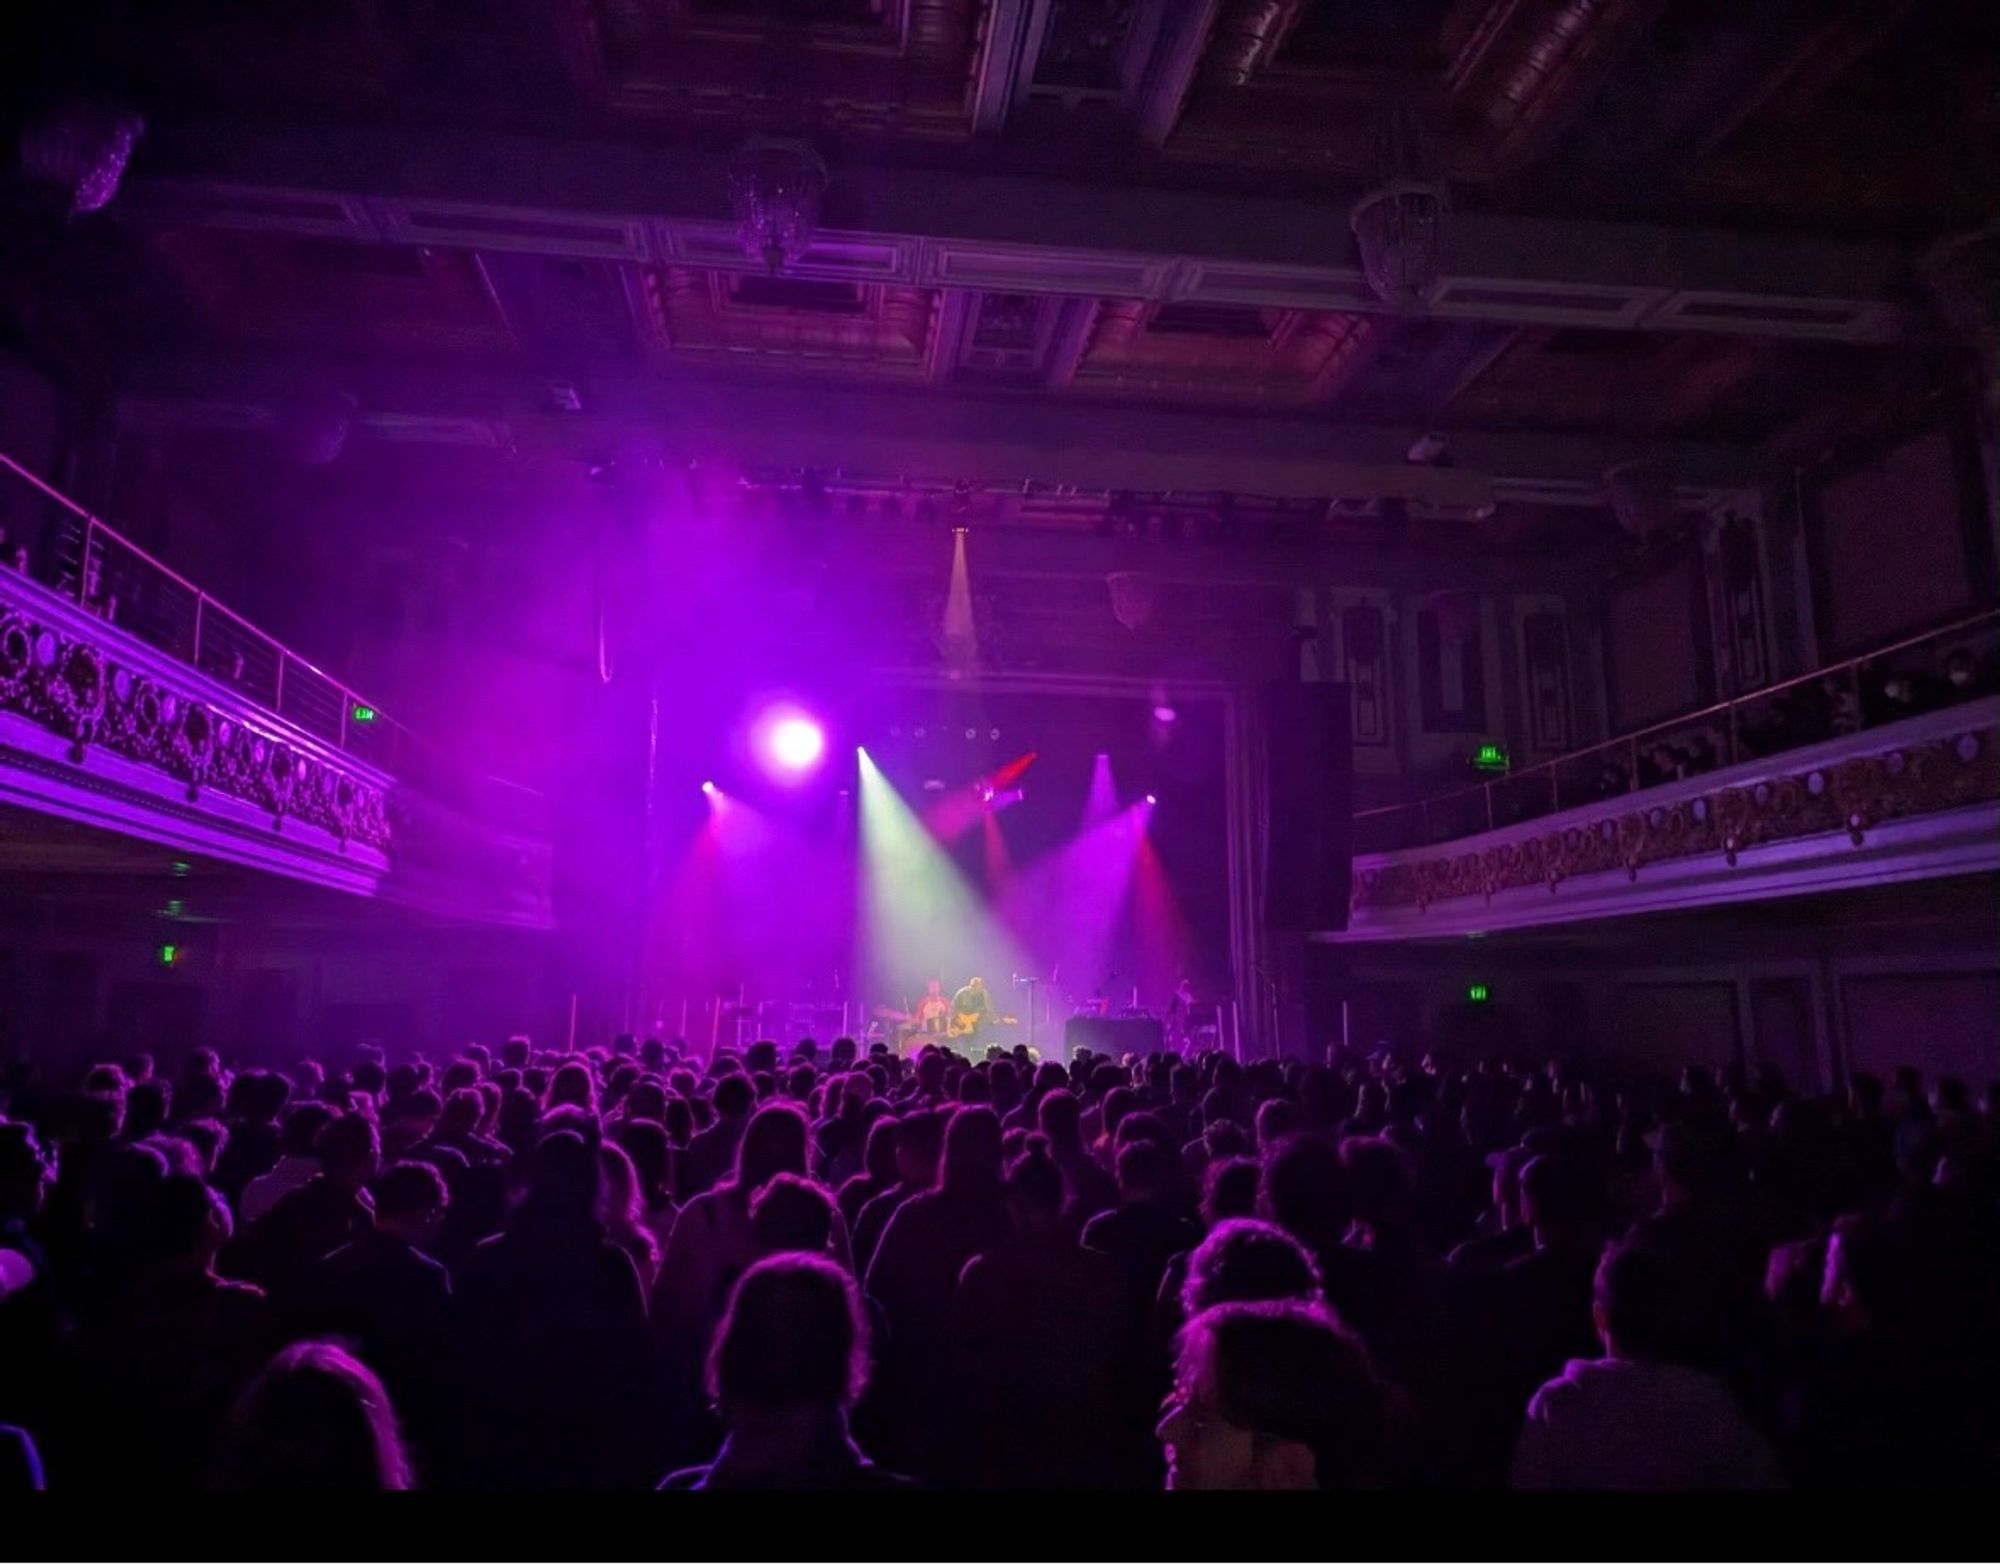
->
639, 677, 1257, 1059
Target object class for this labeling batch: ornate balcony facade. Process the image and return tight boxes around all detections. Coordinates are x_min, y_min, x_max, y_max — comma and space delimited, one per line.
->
0, 456, 550, 927
1343, 699, 2000, 942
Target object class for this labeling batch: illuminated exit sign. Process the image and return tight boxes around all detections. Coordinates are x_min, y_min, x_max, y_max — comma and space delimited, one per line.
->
1473, 743, 1509, 772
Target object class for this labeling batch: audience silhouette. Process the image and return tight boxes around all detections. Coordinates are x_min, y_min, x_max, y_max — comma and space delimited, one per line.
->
3, 1032, 1998, 1492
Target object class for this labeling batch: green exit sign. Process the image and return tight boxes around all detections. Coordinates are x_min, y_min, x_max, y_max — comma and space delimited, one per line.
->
158, 944, 180, 968
1473, 743, 1509, 772
1467, 983, 1490, 1003
351, 704, 378, 724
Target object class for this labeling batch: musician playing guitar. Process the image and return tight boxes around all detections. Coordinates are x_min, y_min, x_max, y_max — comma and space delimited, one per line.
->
947, 975, 994, 1040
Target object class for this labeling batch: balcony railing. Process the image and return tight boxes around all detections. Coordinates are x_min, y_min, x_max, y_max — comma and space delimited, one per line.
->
1355, 608, 2000, 854
1, 449, 544, 836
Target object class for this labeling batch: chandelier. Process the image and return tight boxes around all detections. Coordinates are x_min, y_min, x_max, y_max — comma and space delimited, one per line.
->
728, 138, 828, 274
1603, 459, 1677, 542
1107, 572, 1155, 631
1920, 224, 2000, 365
278, 390, 358, 468
1349, 105, 1448, 310
20, 102, 145, 215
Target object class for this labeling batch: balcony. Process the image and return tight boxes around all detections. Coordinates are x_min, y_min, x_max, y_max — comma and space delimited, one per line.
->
1344, 614, 2000, 941
0, 452, 551, 927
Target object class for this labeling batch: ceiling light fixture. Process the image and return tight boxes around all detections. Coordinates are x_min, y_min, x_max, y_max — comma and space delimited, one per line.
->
730, 137, 828, 274
1350, 104, 1449, 310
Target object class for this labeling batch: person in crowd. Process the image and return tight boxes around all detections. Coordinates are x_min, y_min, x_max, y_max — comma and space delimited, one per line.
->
1785, 1208, 2000, 1490
425, 1087, 510, 1168
867, 1107, 1011, 1480
213, 1071, 292, 1202
309, 1161, 452, 1465
235, 1113, 379, 1310
291, 1059, 326, 1103
1178, 1218, 1323, 1320
85, 1173, 280, 1488
453, 1131, 652, 1489
1038, 1088, 1118, 1226
814, 1073, 874, 1188
1626, 1120, 1770, 1375
210, 1340, 412, 1490
852, 1108, 942, 1275
1258, 1133, 1362, 1316
1199, 1155, 1262, 1226
1082, 1140, 1202, 1319
661, 1254, 908, 1490
955, 1135, 1132, 1489
0, 1119, 57, 1467
612, 1118, 680, 1257
1154, 1214, 1324, 1367
239, 1103, 337, 1224
1158, 1300, 1388, 1490
1, 1422, 44, 1491
681, 1073, 756, 1197
747, 1173, 839, 1260
1338, 1134, 1445, 1383
1490, 1153, 1608, 1387
836, 1116, 899, 1232
658, 1103, 844, 1344
1446, 1143, 1535, 1277
122, 1078, 171, 1144
600, 1139, 663, 1294
1511, 1241, 1781, 1490
546, 1061, 598, 1119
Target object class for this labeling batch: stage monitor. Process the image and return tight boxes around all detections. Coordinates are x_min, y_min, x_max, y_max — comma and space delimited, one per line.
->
1065, 1015, 1166, 1060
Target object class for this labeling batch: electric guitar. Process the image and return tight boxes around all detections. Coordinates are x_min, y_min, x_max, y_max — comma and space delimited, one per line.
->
946, 1010, 1018, 1039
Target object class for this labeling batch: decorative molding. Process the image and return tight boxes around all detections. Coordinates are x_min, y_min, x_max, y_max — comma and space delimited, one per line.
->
0, 586, 389, 852
1348, 702, 2000, 931
123, 125, 1916, 343
0, 570, 554, 926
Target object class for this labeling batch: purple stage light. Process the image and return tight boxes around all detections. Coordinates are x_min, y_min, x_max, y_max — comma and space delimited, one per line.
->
701, 780, 718, 795
1144, 792, 1158, 805
752, 705, 827, 778
1152, 705, 1177, 724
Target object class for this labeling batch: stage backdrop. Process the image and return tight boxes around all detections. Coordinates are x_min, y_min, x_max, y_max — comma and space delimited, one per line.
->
643, 685, 1230, 1035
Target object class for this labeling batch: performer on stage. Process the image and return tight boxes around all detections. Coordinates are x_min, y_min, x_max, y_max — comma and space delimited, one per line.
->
915, 979, 950, 1036
1166, 977, 1197, 1047
948, 975, 994, 1040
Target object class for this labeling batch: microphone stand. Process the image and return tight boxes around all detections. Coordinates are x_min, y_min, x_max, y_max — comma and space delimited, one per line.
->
1013, 973, 1040, 1054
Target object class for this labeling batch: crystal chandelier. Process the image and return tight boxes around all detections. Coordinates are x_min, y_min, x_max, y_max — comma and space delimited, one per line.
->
728, 138, 829, 274
1349, 105, 1448, 310
20, 102, 145, 215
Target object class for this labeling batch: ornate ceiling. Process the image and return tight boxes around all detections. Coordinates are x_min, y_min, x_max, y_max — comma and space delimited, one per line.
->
1, 0, 1991, 530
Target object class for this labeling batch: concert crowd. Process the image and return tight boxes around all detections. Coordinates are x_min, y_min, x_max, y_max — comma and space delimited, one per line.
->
2, 1031, 1997, 1492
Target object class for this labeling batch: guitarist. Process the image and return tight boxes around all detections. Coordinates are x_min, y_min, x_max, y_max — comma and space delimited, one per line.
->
948, 975, 994, 1042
